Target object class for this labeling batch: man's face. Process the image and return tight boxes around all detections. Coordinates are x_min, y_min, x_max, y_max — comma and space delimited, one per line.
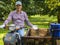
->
16, 4, 22, 10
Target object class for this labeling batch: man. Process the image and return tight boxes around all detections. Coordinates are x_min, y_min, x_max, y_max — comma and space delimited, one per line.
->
0, 1, 34, 36
0, 1, 38, 45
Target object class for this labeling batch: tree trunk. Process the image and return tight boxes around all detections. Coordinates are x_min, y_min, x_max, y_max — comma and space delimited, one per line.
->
57, 12, 60, 23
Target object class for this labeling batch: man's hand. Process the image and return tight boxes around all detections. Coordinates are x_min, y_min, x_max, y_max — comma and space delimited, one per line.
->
0, 24, 5, 28
31, 25, 38, 30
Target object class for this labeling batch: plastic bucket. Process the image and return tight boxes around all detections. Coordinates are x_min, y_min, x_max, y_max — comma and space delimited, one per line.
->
50, 23, 60, 37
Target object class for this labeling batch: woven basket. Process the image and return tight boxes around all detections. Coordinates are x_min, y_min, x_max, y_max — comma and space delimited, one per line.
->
30, 28, 48, 37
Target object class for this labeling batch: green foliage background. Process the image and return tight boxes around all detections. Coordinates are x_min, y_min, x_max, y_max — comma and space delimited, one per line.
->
0, 0, 60, 17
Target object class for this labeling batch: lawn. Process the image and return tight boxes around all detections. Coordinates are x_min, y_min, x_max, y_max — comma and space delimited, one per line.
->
0, 15, 57, 45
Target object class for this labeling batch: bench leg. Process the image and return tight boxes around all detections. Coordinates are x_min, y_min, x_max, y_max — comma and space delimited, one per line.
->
51, 39, 57, 45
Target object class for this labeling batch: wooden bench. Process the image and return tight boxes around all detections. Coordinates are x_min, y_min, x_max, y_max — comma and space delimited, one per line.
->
21, 29, 58, 45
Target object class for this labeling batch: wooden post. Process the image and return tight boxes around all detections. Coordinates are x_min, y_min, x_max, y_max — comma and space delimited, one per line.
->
56, 40, 60, 45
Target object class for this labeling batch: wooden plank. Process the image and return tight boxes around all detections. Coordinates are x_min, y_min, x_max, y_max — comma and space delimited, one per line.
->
56, 40, 60, 45
22, 36, 52, 39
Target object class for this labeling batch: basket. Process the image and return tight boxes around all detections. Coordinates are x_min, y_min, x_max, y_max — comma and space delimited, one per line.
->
30, 28, 48, 37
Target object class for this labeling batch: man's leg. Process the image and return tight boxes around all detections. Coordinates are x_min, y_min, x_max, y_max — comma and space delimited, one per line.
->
17, 28, 25, 36
17, 28, 25, 45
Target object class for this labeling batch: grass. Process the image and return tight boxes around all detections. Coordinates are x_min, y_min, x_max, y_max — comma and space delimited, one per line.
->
0, 33, 6, 45
30, 15, 57, 28
0, 15, 57, 45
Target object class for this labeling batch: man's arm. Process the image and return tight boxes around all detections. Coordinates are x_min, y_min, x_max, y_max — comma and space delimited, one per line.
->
0, 12, 13, 28
3, 12, 12, 25
24, 12, 33, 27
